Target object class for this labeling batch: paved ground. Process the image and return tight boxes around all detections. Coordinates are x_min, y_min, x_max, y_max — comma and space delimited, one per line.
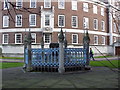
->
1, 66, 119, 89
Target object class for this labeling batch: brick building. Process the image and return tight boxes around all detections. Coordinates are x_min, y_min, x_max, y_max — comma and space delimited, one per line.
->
0, 0, 120, 57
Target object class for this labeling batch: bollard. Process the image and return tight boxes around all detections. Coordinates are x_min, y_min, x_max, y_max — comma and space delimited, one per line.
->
58, 28, 65, 73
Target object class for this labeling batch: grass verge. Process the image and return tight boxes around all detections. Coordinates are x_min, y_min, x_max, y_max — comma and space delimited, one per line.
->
90, 60, 119, 68
0, 62, 24, 69
94, 56, 113, 58
0, 57, 24, 59
0, 60, 119, 69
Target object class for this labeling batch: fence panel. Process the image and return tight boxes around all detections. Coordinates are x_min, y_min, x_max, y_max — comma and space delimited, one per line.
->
64, 48, 87, 67
31, 48, 59, 67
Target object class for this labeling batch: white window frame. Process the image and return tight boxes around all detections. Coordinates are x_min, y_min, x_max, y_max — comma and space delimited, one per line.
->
16, 15, 22, 27
31, 33, 36, 44
101, 20, 105, 31
72, 0, 77, 10
44, 0, 51, 8
101, 7, 104, 16
2, 34, 9, 44
16, 0, 23, 9
30, 0, 36, 8
93, 5, 97, 14
72, 16, 78, 28
93, 19, 98, 30
83, 3, 88, 12
94, 35, 98, 45
83, 17, 89, 29
113, 23, 116, 32
4, 0, 9, 10
72, 34, 78, 44
44, 33, 51, 44
15, 33, 22, 44
3, 16, 9, 28
58, 0, 65, 9
58, 15, 65, 27
101, 36, 105, 45
29, 14, 36, 26
45, 14, 50, 27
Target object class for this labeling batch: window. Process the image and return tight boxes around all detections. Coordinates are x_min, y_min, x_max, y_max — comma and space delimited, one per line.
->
15, 33, 22, 44
31, 33, 36, 44
44, 34, 51, 44
93, 19, 98, 30
72, 34, 78, 44
83, 3, 88, 12
72, 0, 77, 10
16, 15, 22, 27
44, 0, 51, 8
29, 14, 36, 26
16, 0, 22, 9
72, 16, 78, 28
113, 23, 116, 32
4, 0, 9, 10
58, 0, 65, 9
83, 17, 89, 29
3, 34, 9, 44
94, 35, 98, 45
101, 20, 105, 31
45, 15, 50, 26
93, 5, 97, 14
30, 0, 36, 8
101, 7, 104, 16
58, 15, 65, 27
101, 36, 105, 45
3, 16, 9, 27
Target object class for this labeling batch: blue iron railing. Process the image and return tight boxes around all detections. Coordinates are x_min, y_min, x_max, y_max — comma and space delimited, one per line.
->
25, 48, 87, 67
31, 48, 59, 67
64, 48, 87, 66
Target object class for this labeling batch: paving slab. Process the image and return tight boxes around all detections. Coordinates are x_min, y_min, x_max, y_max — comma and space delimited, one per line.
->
1, 66, 119, 89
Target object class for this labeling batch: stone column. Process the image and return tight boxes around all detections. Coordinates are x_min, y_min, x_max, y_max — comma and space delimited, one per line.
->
23, 34, 27, 69
58, 28, 65, 73
26, 30, 32, 71
83, 30, 90, 66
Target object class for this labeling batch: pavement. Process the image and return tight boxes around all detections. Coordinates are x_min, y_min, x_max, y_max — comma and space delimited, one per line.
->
0, 56, 119, 63
1, 66, 119, 88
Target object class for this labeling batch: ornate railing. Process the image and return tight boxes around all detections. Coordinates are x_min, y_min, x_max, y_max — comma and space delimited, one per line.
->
25, 48, 87, 68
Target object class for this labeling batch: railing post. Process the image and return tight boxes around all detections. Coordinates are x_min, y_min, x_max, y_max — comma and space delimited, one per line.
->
83, 30, 90, 66
58, 28, 65, 73
26, 29, 32, 71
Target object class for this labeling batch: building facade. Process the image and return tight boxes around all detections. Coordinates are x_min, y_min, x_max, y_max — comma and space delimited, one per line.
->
0, 0, 120, 57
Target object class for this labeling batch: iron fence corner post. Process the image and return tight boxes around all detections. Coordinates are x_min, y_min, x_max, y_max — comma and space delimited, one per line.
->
83, 30, 90, 66
58, 28, 65, 73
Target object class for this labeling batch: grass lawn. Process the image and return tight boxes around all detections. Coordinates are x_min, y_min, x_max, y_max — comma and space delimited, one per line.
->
94, 56, 113, 58
0, 62, 24, 69
90, 60, 119, 68
0, 60, 119, 69
0, 57, 23, 59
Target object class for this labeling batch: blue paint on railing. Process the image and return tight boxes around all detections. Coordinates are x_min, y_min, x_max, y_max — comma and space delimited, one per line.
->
25, 48, 87, 67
